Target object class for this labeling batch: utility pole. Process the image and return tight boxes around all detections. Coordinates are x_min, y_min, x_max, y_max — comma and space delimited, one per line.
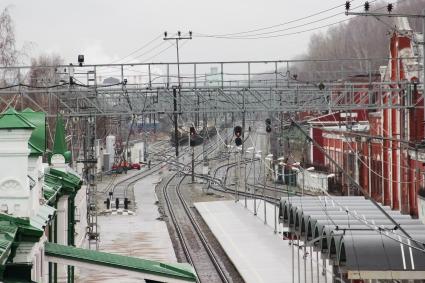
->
163, 31, 192, 89
164, 31, 192, 164
83, 116, 99, 250
173, 87, 179, 157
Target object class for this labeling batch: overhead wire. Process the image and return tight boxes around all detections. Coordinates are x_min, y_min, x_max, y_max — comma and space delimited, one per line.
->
196, 0, 359, 38
109, 34, 163, 64
194, 0, 405, 40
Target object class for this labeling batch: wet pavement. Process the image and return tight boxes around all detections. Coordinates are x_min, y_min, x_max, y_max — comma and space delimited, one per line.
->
76, 172, 177, 283
195, 199, 332, 283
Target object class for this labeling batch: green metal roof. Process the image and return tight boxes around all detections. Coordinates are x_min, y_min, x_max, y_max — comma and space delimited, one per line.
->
44, 243, 197, 282
0, 213, 43, 239
48, 168, 82, 193
43, 172, 63, 203
0, 221, 17, 265
30, 204, 55, 231
20, 109, 46, 156
0, 108, 35, 130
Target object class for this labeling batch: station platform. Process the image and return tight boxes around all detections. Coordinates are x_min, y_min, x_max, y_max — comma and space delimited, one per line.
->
76, 173, 177, 282
195, 198, 332, 283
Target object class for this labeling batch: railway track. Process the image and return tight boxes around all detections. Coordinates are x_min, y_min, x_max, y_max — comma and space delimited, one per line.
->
163, 172, 230, 283
159, 130, 245, 283
99, 140, 189, 211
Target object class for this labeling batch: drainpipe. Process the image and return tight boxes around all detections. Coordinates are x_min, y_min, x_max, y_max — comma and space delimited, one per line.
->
67, 193, 76, 283
48, 220, 52, 283
54, 202, 58, 283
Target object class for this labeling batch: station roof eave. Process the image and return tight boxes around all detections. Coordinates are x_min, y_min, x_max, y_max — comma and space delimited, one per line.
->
280, 196, 425, 280
47, 168, 83, 195
0, 208, 54, 241
44, 243, 197, 282
43, 173, 63, 203
0, 221, 18, 266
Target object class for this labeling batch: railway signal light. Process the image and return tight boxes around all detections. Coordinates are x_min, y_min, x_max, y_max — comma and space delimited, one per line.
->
189, 126, 196, 147
387, 3, 393, 13
78, 54, 84, 67
265, 118, 272, 133
234, 126, 243, 146
234, 125, 242, 137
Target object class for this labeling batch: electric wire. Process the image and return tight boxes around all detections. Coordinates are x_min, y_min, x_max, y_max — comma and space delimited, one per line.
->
196, 0, 359, 38
195, 0, 405, 40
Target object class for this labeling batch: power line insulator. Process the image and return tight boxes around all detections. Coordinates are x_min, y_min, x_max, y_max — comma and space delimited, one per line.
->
364, 1, 370, 11
345, 1, 351, 11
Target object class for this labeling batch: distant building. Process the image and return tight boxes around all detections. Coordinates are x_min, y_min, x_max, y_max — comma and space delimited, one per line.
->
204, 67, 221, 87
103, 77, 120, 85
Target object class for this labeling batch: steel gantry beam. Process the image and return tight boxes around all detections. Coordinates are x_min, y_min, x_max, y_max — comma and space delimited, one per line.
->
0, 58, 422, 117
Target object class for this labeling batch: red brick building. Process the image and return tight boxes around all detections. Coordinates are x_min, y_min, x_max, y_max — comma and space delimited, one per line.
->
309, 19, 425, 217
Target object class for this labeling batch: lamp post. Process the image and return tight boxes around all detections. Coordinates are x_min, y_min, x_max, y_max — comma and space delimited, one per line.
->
289, 164, 314, 283
245, 147, 255, 208
235, 146, 242, 202
270, 156, 288, 234
264, 154, 273, 224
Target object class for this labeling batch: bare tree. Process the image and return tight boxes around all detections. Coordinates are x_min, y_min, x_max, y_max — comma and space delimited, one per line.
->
0, 7, 19, 85
294, 0, 425, 82
28, 54, 64, 87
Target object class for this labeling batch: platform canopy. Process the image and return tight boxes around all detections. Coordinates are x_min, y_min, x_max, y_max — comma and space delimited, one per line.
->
279, 196, 425, 280
44, 243, 197, 283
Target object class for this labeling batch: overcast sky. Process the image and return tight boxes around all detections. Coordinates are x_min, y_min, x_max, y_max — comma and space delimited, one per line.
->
0, 0, 356, 66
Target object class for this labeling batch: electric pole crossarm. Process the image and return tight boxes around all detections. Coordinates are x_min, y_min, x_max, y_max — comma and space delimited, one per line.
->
346, 11, 425, 18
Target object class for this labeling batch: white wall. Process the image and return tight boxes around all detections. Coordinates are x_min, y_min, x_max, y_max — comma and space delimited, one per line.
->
28, 156, 43, 218
57, 196, 68, 245
11, 235, 47, 283
95, 139, 103, 173
0, 129, 33, 217
106, 135, 115, 168
296, 171, 329, 193
418, 196, 425, 224
74, 185, 87, 248
130, 141, 144, 164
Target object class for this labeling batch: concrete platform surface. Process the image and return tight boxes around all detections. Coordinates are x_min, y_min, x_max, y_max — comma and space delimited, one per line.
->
76, 173, 177, 283
195, 199, 331, 283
